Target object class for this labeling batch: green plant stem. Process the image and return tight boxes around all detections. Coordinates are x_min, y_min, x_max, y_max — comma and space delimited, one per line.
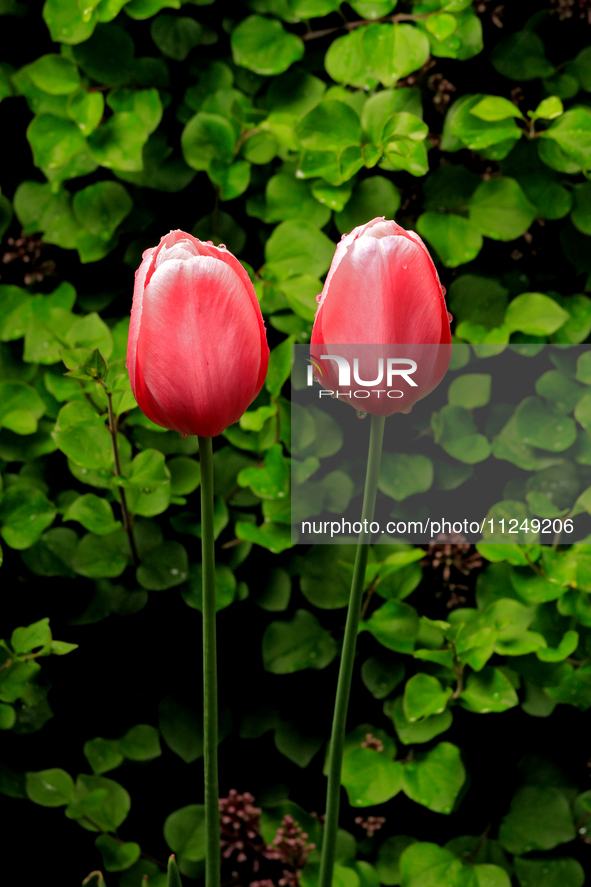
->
318, 414, 386, 887
199, 435, 220, 887
102, 384, 139, 567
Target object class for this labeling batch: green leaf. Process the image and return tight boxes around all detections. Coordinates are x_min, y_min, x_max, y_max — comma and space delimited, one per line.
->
403, 674, 452, 722
72, 181, 132, 241
299, 544, 356, 609
399, 843, 461, 887
378, 453, 433, 502
296, 100, 361, 152
335, 176, 400, 235
158, 696, 203, 763
376, 836, 417, 887
505, 293, 570, 335
235, 520, 292, 553
448, 94, 521, 151
469, 178, 537, 241
514, 857, 585, 887
470, 96, 523, 122
181, 112, 235, 171
88, 112, 148, 171
518, 174, 572, 221
238, 443, 289, 499
72, 23, 134, 86
530, 95, 563, 121
120, 724, 161, 761
27, 54, 80, 95
151, 14, 203, 60
84, 737, 125, 775
571, 182, 591, 235
513, 397, 576, 452
491, 30, 555, 81
231, 15, 304, 76
71, 529, 129, 578
67, 89, 104, 135
275, 717, 324, 768
432, 405, 491, 463
262, 609, 338, 673
42, 0, 97, 45
136, 540, 189, 591
460, 667, 519, 713
0, 486, 56, 549
68, 774, 130, 832
63, 494, 120, 535
164, 805, 206, 862
264, 219, 335, 281
361, 657, 405, 700
342, 746, 403, 807
416, 213, 483, 268
498, 786, 575, 854
182, 562, 236, 611
362, 600, 420, 654
401, 742, 466, 814
325, 24, 429, 90
95, 835, 141, 872
541, 108, 591, 170
385, 696, 453, 746
448, 374, 491, 408
26, 768, 75, 807
11, 617, 51, 654
27, 114, 86, 171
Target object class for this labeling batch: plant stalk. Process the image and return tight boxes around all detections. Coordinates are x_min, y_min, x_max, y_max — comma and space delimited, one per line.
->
199, 435, 220, 887
103, 385, 139, 566
318, 414, 386, 887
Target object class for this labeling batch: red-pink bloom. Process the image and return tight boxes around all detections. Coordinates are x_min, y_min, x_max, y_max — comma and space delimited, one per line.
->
311, 217, 451, 416
127, 230, 269, 437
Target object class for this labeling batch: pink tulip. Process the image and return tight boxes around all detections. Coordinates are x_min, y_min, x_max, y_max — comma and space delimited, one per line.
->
127, 230, 269, 438
311, 217, 451, 416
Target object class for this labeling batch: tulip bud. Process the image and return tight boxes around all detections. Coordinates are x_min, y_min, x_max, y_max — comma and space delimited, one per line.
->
127, 231, 269, 438
311, 217, 451, 416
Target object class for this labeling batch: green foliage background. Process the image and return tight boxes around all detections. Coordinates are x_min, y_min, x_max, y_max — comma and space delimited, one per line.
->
1, 0, 591, 885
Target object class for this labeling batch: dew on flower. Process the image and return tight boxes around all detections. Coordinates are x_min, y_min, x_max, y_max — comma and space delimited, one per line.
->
356, 411, 368, 419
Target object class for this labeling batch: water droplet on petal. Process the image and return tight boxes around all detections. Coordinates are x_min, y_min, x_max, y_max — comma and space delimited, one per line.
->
316, 293, 322, 303
218, 243, 226, 249
357, 411, 368, 419
447, 312, 453, 323
206, 240, 214, 245
180, 432, 188, 438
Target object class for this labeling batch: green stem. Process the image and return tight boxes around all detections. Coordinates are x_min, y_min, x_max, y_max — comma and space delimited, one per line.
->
199, 435, 220, 887
318, 414, 386, 887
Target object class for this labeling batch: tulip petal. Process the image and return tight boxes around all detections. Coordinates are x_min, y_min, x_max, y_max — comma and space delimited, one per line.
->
313, 234, 447, 346
127, 245, 156, 395
133, 256, 264, 437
